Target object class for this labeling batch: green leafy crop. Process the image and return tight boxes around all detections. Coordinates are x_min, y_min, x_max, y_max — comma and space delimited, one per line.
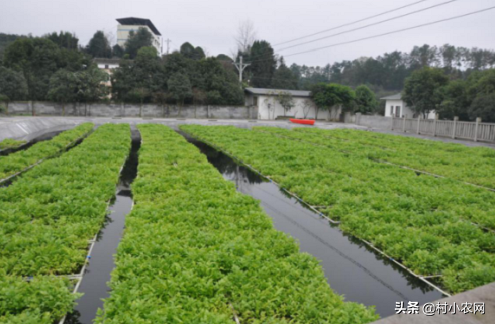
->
180, 125, 495, 294
0, 124, 130, 322
0, 123, 94, 180
0, 138, 26, 150
96, 124, 378, 324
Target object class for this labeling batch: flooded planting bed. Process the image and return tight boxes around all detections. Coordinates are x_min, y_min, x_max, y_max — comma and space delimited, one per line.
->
65, 130, 140, 324
186, 136, 443, 317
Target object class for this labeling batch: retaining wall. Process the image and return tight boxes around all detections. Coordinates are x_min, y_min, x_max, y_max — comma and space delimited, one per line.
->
6, 102, 258, 119
355, 114, 393, 130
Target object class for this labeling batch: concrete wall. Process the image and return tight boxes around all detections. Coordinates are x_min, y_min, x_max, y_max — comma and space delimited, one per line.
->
257, 95, 339, 120
6, 102, 257, 120
355, 113, 394, 130
384, 99, 436, 119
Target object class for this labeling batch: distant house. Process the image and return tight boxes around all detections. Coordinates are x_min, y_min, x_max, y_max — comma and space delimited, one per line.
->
116, 17, 162, 54
94, 58, 120, 71
93, 58, 123, 97
93, 58, 122, 89
245, 88, 337, 120
381, 93, 435, 119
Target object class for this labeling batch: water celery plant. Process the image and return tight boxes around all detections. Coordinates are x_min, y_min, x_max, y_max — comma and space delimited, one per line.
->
180, 125, 495, 294
0, 123, 94, 180
97, 124, 378, 324
0, 124, 130, 322
0, 138, 26, 150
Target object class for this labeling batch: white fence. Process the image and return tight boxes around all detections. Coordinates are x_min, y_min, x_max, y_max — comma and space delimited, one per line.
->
391, 116, 495, 143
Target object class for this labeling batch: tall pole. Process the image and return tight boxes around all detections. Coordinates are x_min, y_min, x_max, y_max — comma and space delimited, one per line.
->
234, 56, 250, 83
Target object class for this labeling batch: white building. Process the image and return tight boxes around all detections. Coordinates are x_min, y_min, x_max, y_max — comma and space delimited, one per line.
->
94, 58, 120, 71
381, 93, 435, 119
93, 58, 123, 97
116, 17, 162, 54
245, 88, 339, 120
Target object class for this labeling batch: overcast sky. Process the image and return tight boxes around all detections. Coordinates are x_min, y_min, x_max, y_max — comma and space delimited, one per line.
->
1, 0, 493, 66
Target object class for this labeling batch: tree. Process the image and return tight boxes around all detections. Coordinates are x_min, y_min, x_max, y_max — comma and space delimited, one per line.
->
217, 54, 233, 62
403, 67, 449, 118
111, 47, 242, 106
87, 31, 112, 58
0, 33, 22, 62
3, 37, 89, 100
128, 87, 150, 116
4, 37, 60, 100
275, 91, 295, 116
112, 44, 124, 58
235, 20, 256, 54
48, 69, 78, 115
354, 85, 377, 114
465, 69, 495, 121
270, 58, 298, 89
168, 72, 192, 115
180, 42, 195, 59
180, 42, 206, 60
301, 99, 316, 119
74, 66, 109, 102
47, 65, 108, 114
311, 83, 355, 120
0, 67, 28, 101
124, 28, 153, 59
437, 80, 470, 120
112, 46, 166, 102
250, 40, 276, 88
0, 66, 28, 114
193, 47, 206, 60
468, 94, 495, 123
45, 31, 79, 50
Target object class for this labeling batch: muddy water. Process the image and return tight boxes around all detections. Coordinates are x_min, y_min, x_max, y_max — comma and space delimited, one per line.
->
188, 137, 444, 318
65, 130, 140, 324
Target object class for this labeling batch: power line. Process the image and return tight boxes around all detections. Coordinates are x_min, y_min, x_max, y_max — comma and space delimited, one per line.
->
273, 0, 429, 46
278, 0, 458, 52
249, 6, 495, 63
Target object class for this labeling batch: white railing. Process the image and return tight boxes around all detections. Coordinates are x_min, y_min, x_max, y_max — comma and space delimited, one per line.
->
389, 116, 495, 143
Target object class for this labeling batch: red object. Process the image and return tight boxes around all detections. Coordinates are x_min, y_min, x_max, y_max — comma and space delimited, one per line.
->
290, 118, 315, 126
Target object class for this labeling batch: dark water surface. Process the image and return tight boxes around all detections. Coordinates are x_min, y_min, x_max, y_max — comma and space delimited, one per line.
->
187, 136, 444, 318
65, 130, 140, 324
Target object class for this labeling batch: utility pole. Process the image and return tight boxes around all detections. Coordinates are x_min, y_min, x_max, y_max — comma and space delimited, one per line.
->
233, 56, 250, 82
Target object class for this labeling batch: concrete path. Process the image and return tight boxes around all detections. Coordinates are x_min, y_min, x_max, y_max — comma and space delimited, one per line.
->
1, 116, 494, 149
0, 116, 363, 141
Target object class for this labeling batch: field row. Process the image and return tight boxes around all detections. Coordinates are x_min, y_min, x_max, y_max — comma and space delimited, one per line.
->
0, 138, 26, 150
0, 124, 130, 323
96, 124, 378, 324
263, 127, 495, 189
180, 125, 495, 294
0, 123, 94, 181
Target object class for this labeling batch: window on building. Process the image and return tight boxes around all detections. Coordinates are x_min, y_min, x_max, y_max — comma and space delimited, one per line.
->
105, 64, 109, 69
253, 96, 258, 106
390, 106, 394, 116
395, 106, 401, 118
